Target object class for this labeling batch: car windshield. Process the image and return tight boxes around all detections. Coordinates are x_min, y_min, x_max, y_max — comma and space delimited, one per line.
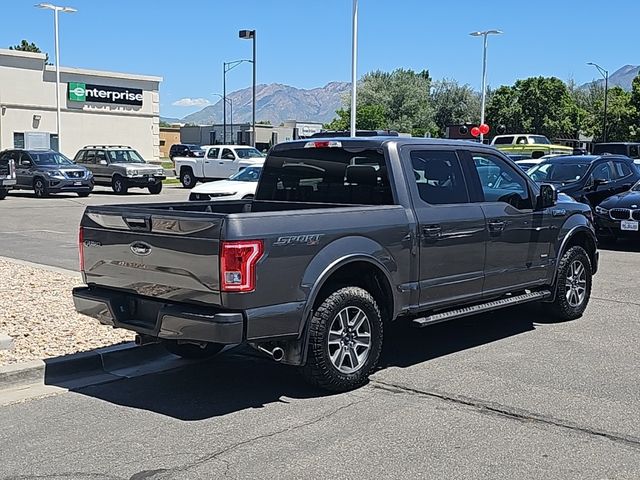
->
235, 148, 266, 159
107, 150, 145, 163
529, 135, 551, 144
29, 151, 74, 166
188, 145, 203, 152
527, 162, 590, 184
229, 166, 262, 182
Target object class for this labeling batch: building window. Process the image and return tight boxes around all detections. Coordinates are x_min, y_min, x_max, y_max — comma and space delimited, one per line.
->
160, 140, 165, 146
50, 134, 59, 152
13, 132, 25, 149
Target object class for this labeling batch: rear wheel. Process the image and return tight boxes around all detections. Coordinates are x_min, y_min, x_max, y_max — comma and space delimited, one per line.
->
33, 178, 49, 198
301, 286, 383, 392
0, 189, 7, 200
148, 182, 163, 194
180, 168, 197, 189
112, 175, 128, 194
546, 246, 592, 321
163, 340, 224, 360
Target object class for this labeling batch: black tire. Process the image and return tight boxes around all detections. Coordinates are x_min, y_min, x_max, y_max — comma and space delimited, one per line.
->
301, 287, 383, 392
163, 340, 224, 360
112, 175, 128, 194
33, 177, 49, 198
148, 182, 163, 195
546, 246, 592, 321
180, 168, 197, 189
0, 189, 7, 200
77, 192, 90, 198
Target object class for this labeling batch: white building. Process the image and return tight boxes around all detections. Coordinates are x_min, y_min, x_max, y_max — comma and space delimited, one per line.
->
0, 48, 162, 160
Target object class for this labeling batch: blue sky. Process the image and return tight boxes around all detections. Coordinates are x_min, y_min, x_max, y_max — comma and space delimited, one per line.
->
2, 0, 638, 119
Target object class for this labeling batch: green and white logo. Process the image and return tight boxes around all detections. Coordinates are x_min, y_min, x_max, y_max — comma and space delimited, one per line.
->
68, 82, 86, 102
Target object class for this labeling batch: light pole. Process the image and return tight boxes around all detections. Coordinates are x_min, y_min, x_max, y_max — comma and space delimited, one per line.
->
350, 0, 358, 137
212, 93, 233, 144
36, 3, 76, 153
223, 60, 251, 144
470, 29, 502, 143
239, 30, 256, 147
588, 62, 609, 142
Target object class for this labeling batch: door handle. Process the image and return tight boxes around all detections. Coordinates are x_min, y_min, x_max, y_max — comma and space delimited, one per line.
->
422, 225, 442, 238
488, 220, 506, 233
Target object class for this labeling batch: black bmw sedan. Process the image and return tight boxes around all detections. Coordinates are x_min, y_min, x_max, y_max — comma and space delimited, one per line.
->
593, 180, 640, 240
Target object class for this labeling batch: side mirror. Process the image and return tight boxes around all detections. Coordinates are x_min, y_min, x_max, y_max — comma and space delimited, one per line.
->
223, 154, 235, 160
99, 160, 108, 165
537, 183, 558, 209
593, 178, 609, 188
21, 160, 32, 167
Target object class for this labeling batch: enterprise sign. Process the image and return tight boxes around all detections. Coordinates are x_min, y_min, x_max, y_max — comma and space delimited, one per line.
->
68, 82, 143, 106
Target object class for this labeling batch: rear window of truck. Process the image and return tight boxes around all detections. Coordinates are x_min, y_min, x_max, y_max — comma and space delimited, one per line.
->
255, 146, 393, 205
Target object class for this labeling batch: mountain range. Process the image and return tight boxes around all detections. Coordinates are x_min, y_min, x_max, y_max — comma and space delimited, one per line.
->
164, 82, 350, 126
580, 64, 639, 90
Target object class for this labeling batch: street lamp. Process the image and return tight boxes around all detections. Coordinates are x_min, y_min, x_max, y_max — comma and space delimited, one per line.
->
223, 59, 251, 144
35, 3, 76, 153
587, 62, 609, 142
212, 93, 233, 144
239, 29, 256, 147
350, 0, 358, 137
470, 29, 503, 143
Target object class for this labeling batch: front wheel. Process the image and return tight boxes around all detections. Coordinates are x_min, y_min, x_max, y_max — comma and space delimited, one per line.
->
33, 178, 49, 198
112, 176, 128, 194
301, 287, 383, 392
546, 246, 592, 321
180, 168, 197, 189
163, 340, 224, 360
0, 189, 8, 200
148, 182, 163, 194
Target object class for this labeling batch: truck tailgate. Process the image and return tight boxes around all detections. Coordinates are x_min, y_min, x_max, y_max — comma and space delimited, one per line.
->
81, 206, 225, 306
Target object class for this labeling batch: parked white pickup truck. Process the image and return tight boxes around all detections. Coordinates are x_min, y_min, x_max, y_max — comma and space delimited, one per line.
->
174, 145, 266, 188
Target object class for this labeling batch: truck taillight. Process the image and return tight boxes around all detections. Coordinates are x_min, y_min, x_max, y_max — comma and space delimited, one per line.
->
220, 240, 264, 292
79, 227, 85, 272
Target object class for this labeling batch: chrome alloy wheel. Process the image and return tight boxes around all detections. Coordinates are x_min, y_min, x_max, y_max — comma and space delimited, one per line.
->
565, 260, 587, 307
327, 306, 371, 374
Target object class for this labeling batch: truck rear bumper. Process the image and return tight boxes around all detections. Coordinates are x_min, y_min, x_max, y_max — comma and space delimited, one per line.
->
73, 286, 243, 344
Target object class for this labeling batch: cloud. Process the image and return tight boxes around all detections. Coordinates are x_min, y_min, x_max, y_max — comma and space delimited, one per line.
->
172, 97, 211, 107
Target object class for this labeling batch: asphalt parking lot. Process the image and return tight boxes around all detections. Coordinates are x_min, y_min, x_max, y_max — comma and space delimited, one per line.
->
0, 189, 639, 479
0, 185, 187, 271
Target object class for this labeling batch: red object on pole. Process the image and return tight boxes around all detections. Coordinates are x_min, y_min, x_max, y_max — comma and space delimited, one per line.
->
479, 123, 490, 135
471, 127, 481, 137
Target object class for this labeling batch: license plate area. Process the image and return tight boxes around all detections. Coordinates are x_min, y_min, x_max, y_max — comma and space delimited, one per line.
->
621, 220, 639, 231
74, 181, 82, 186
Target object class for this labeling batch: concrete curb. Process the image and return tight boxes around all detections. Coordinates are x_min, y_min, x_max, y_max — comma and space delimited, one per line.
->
0, 333, 14, 351
0, 342, 173, 393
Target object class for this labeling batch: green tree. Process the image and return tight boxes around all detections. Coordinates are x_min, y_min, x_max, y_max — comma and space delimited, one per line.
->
9, 40, 49, 63
628, 73, 640, 139
599, 86, 633, 142
430, 79, 480, 137
485, 85, 523, 134
323, 104, 386, 131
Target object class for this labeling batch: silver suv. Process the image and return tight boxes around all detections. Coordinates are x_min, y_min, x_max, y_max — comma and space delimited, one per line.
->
74, 145, 166, 194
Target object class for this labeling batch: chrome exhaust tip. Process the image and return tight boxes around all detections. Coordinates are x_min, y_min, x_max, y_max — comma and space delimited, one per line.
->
256, 345, 285, 362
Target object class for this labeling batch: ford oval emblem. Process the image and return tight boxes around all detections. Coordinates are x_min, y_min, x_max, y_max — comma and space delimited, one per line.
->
130, 242, 152, 256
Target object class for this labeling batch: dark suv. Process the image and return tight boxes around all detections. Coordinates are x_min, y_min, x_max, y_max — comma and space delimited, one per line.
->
526, 155, 640, 207
74, 146, 166, 194
169, 144, 204, 160
0, 149, 93, 198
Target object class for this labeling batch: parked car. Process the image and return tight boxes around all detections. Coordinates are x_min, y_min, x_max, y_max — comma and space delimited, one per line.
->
0, 149, 92, 198
169, 144, 205, 160
526, 154, 640, 207
593, 180, 640, 241
73, 145, 165, 195
189, 165, 262, 201
491, 134, 573, 156
73, 137, 598, 392
0, 153, 16, 199
592, 142, 640, 159
174, 145, 266, 188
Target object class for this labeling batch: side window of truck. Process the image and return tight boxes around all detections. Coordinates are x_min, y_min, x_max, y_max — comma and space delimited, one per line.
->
410, 150, 469, 205
207, 148, 219, 159
469, 153, 532, 210
493, 136, 514, 145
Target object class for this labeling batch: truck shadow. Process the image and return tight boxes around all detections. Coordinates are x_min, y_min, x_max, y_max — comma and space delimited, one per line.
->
64, 305, 552, 421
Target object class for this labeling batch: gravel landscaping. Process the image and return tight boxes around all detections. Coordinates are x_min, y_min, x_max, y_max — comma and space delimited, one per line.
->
0, 257, 133, 366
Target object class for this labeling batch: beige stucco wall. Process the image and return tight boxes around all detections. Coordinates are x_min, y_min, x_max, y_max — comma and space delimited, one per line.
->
0, 49, 161, 160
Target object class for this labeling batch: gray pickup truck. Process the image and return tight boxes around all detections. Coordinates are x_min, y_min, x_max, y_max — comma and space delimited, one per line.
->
73, 137, 598, 391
